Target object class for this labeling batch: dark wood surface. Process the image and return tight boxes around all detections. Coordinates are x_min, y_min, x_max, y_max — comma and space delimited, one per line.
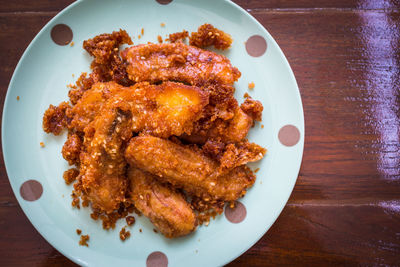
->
1, 0, 399, 266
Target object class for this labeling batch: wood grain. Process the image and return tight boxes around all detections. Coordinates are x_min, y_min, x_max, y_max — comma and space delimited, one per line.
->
0, 0, 399, 266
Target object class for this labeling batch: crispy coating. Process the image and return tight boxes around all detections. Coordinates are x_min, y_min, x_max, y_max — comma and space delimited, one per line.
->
128, 167, 197, 238
62, 133, 82, 165
241, 97, 263, 121
121, 42, 241, 86
168, 30, 189, 43
189, 24, 232, 50
83, 29, 132, 65
68, 72, 95, 105
63, 168, 79, 185
83, 29, 133, 86
183, 105, 253, 144
125, 136, 256, 201
202, 140, 266, 169
42, 101, 71, 135
69, 81, 208, 136
219, 141, 266, 171
79, 105, 132, 213
68, 82, 125, 132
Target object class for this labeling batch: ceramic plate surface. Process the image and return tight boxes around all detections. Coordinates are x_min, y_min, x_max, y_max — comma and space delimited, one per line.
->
2, 0, 304, 266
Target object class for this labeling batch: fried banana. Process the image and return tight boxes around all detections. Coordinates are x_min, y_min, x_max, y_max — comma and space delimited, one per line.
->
125, 136, 257, 201
79, 105, 132, 213
121, 42, 241, 86
128, 167, 197, 238
69, 81, 208, 137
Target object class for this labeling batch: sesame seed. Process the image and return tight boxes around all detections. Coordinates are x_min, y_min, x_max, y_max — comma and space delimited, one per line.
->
248, 82, 255, 89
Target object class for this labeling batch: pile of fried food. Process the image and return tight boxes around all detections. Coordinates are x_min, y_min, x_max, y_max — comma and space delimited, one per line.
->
43, 24, 266, 239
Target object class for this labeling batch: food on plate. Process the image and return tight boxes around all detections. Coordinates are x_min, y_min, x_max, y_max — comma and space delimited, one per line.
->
42, 24, 266, 239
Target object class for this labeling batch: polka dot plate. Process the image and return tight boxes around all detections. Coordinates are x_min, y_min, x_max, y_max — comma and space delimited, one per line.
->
2, 0, 304, 266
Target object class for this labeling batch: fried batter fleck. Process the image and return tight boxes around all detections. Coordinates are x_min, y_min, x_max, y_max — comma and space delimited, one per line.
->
63, 168, 79, 185
189, 24, 232, 50
43, 102, 70, 135
79, 234, 90, 247
168, 30, 189, 43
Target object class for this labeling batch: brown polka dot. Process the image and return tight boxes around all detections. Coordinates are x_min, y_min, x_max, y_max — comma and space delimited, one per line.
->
225, 201, 246, 223
156, 0, 173, 5
51, 24, 73, 46
245, 35, 267, 57
20, 180, 43, 201
146, 251, 168, 267
278, 125, 300, 146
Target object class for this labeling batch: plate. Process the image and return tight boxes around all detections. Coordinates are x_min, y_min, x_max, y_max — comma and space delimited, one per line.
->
2, 0, 304, 266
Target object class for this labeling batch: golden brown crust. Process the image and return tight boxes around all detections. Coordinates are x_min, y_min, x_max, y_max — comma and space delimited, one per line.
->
62, 134, 82, 165
42, 102, 71, 135
69, 81, 208, 136
241, 97, 263, 122
83, 29, 133, 86
219, 141, 266, 171
121, 42, 241, 86
125, 136, 256, 201
63, 168, 79, 185
168, 30, 189, 43
128, 167, 197, 238
183, 105, 253, 144
189, 24, 232, 50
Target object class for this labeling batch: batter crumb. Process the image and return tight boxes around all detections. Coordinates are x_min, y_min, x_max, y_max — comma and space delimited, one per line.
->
63, 168, 79, 185
139, 228, 142, 233
189, 24, 232, 50
168, 30, 188, 43
254, 168, 260, 173
248, 82, 255, 89
120, 227, 131, 241
157, 35, 163, 43
71, 195, 80, 209
160, 22, 165, 27
40, 142, 45, 148
126, 216, 135, 226
79, 234, 89, 247
16, 96, 20, 101
70, 41, 74, 47
141, 28, 144, 35
76, 229, 82, 235
261, 124, 264, 129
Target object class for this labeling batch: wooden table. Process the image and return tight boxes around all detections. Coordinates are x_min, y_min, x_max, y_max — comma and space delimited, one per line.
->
1, 0, 399, 266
